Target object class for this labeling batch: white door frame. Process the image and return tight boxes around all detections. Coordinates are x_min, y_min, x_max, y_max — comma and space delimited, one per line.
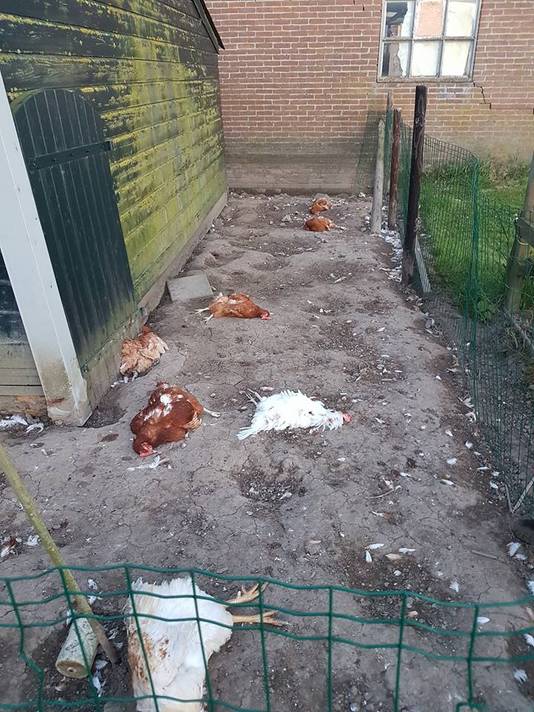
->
0, 70, 91, 425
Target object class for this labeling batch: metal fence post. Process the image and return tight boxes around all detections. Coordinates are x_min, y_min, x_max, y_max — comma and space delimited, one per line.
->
402, 86, 427, 285
388, 109, 401, 230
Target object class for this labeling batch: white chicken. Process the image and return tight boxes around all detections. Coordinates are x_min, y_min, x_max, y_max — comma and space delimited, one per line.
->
237, 390, 351, 440
126, 577, 281, 711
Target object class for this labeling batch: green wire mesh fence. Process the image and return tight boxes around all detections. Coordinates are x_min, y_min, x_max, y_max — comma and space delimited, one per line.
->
2, 564, 534, 712
384, 108, 534, 515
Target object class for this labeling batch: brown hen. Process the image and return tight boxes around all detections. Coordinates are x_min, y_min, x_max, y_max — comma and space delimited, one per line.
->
130, 383, 219, 457
120, 325, 168, 378
309, 197, 332, 214
197, 293, 270, 323
304, 216, 336, 232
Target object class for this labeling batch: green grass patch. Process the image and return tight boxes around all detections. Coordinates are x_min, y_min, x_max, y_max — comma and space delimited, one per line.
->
418, 158, 528, 319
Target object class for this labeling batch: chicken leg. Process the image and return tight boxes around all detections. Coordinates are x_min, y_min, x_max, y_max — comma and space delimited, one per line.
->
225, 583, 265, 606
232, 611, 285, 627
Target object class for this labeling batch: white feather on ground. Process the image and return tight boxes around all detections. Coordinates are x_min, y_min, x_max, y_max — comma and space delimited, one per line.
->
237, 390, 349, 440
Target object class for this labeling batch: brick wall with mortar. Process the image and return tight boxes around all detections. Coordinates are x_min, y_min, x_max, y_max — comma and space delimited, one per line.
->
206, 0, 534, 192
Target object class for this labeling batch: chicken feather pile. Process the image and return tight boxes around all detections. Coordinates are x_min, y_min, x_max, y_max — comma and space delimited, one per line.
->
197, 292, 270, 322
127, 577, 282, 712
130, 383, 218, 457
238, 390, 351, 440
120, 326, 168, 378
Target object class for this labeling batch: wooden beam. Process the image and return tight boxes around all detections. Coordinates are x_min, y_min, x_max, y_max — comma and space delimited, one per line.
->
402, 86, 427, 286
371, 118, 386, 234
388, 108, 401, 230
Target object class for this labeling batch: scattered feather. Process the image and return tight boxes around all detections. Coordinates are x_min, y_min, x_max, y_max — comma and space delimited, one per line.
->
398, 548, 416, 554
0, 536, 20, 559
516, 553, 528, 561
527, 581, 534, 596
465, 441, 473, 449
365, 550, 373, 563
508, 542, 522, 558
447, 458, 458, 465
367, 543, 385, 550
25, 423, 44, 434
386, 553, 403, 561
514, 669, 528, 684
25, 535, 39, 547
445, 429, 453, 437
91, 674, 103, 695
449, 580, 460, 593
524, 633, 534, 648
477, 616, 490, 625
127, 455, 163, 471
87, 579, 98, 591
489, 481, 499, 491
440, 479, 455, 486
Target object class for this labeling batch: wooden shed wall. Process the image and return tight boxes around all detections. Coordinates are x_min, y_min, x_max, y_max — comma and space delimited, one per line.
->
0, 0, 226, 300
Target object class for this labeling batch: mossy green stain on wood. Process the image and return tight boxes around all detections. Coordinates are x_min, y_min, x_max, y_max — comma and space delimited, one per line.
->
0, 0, 226, 303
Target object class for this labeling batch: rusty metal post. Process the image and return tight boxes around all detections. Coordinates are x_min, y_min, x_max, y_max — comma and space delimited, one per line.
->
402, 86, 427, 286
388, 109, 401, 230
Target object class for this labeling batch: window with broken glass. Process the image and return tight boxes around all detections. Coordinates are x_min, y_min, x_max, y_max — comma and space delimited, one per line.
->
380, 0, 480, 79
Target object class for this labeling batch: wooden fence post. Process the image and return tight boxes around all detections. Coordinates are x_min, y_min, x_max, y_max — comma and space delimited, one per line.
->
388, 109, 401, 230
402, 86, 427, 286
505, 154, 534, 314
371, 118, 385, 233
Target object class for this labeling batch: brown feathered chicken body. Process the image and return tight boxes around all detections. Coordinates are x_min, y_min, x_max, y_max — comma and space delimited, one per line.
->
130, 383, 205, 457
120, 326, 168, 377
304, 216, 336, 232
309, 197, 332, 214
201, 293, 270, 321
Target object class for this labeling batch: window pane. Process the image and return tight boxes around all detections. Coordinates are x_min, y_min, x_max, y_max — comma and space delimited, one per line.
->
445, 0, 477, 37
410, 40, 440, 75
381, 40, 411, 77
413, 0, 445, 39
441, 40, 472, 75
384, 1, 415, 39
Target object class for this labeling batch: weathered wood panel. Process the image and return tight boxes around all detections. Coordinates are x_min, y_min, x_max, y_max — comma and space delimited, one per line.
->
0, 0, 225, 300
2, 0, 208, 41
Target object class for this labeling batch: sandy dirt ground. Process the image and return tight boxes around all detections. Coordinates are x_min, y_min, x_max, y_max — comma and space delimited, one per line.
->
1, 193, 534, 711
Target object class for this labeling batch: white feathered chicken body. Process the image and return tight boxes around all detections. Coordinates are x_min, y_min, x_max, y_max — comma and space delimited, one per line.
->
126, 577, 233, 712
238, 389, 350, 440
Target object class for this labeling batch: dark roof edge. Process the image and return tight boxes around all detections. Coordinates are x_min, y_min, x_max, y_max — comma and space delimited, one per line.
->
192, 0, 225, 52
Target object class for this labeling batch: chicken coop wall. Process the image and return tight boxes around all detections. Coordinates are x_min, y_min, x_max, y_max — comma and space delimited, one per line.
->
0, 1, 227, 303
0, 1, 227, 418
206, 0, 534, 192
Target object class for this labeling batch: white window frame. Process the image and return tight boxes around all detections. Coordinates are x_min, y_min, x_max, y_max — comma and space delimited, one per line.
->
378, 0, 482, 81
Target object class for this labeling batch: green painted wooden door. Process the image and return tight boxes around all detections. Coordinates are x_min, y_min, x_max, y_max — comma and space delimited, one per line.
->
13, 89, 134, 369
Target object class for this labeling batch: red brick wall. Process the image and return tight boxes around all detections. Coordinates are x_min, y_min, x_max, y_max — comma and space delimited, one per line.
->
207, 0, 533, 179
